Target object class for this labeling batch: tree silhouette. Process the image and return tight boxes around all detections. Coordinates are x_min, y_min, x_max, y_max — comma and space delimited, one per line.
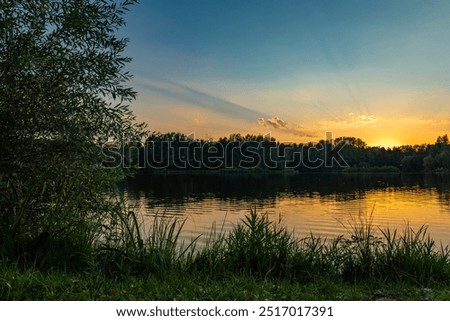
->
0, 0, 144, 261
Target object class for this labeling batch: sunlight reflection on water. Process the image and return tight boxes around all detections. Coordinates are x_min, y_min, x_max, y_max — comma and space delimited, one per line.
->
124, 173, 450, 247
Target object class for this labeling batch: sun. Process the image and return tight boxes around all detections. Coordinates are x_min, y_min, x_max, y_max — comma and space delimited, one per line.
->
369, 138, 402, 149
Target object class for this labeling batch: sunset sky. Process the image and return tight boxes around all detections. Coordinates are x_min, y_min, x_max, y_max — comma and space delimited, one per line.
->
121, 0, 450, 147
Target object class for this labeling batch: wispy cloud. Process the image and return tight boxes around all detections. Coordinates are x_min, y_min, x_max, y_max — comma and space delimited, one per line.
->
257, 116, 317, 138
138, 76, 269, 122
421, 118, 450, 127
258, 116, 289, 129
319, 113, 378, 129
267, 116, 288, 129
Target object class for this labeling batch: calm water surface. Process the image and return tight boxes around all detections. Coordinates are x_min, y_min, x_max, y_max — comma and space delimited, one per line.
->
123, 173, 450, 246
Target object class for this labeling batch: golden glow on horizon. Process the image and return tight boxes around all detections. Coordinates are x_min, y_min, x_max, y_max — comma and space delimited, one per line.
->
368, 138, 402, 149
132, 96, 448, 147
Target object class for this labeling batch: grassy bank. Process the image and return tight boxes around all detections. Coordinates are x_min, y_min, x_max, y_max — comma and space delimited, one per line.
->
2, 266, 450, 300
1, 210, 450, 300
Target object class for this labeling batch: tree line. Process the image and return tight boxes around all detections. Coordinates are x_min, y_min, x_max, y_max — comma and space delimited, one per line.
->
122, 133, 450, 173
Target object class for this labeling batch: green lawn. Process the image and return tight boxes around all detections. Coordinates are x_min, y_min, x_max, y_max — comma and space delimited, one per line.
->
1, 266, 449, 301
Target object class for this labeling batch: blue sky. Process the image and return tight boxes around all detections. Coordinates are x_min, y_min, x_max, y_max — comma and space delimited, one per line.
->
122, 0, 450, 146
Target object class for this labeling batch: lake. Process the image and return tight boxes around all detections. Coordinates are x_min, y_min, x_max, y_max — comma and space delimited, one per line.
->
123, 173, 450, 246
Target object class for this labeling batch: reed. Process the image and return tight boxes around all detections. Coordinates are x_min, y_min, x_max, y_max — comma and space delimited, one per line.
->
2, 191, 450, 288
192, 209, 450, 285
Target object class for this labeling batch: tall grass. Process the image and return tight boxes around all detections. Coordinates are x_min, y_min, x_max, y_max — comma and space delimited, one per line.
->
0, 175, 105, 269
2, 184, 450, 287
97, 206, 199, 276
377, 225, 450, 284
223, 210, 297, 277
192, 210, 450, 285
